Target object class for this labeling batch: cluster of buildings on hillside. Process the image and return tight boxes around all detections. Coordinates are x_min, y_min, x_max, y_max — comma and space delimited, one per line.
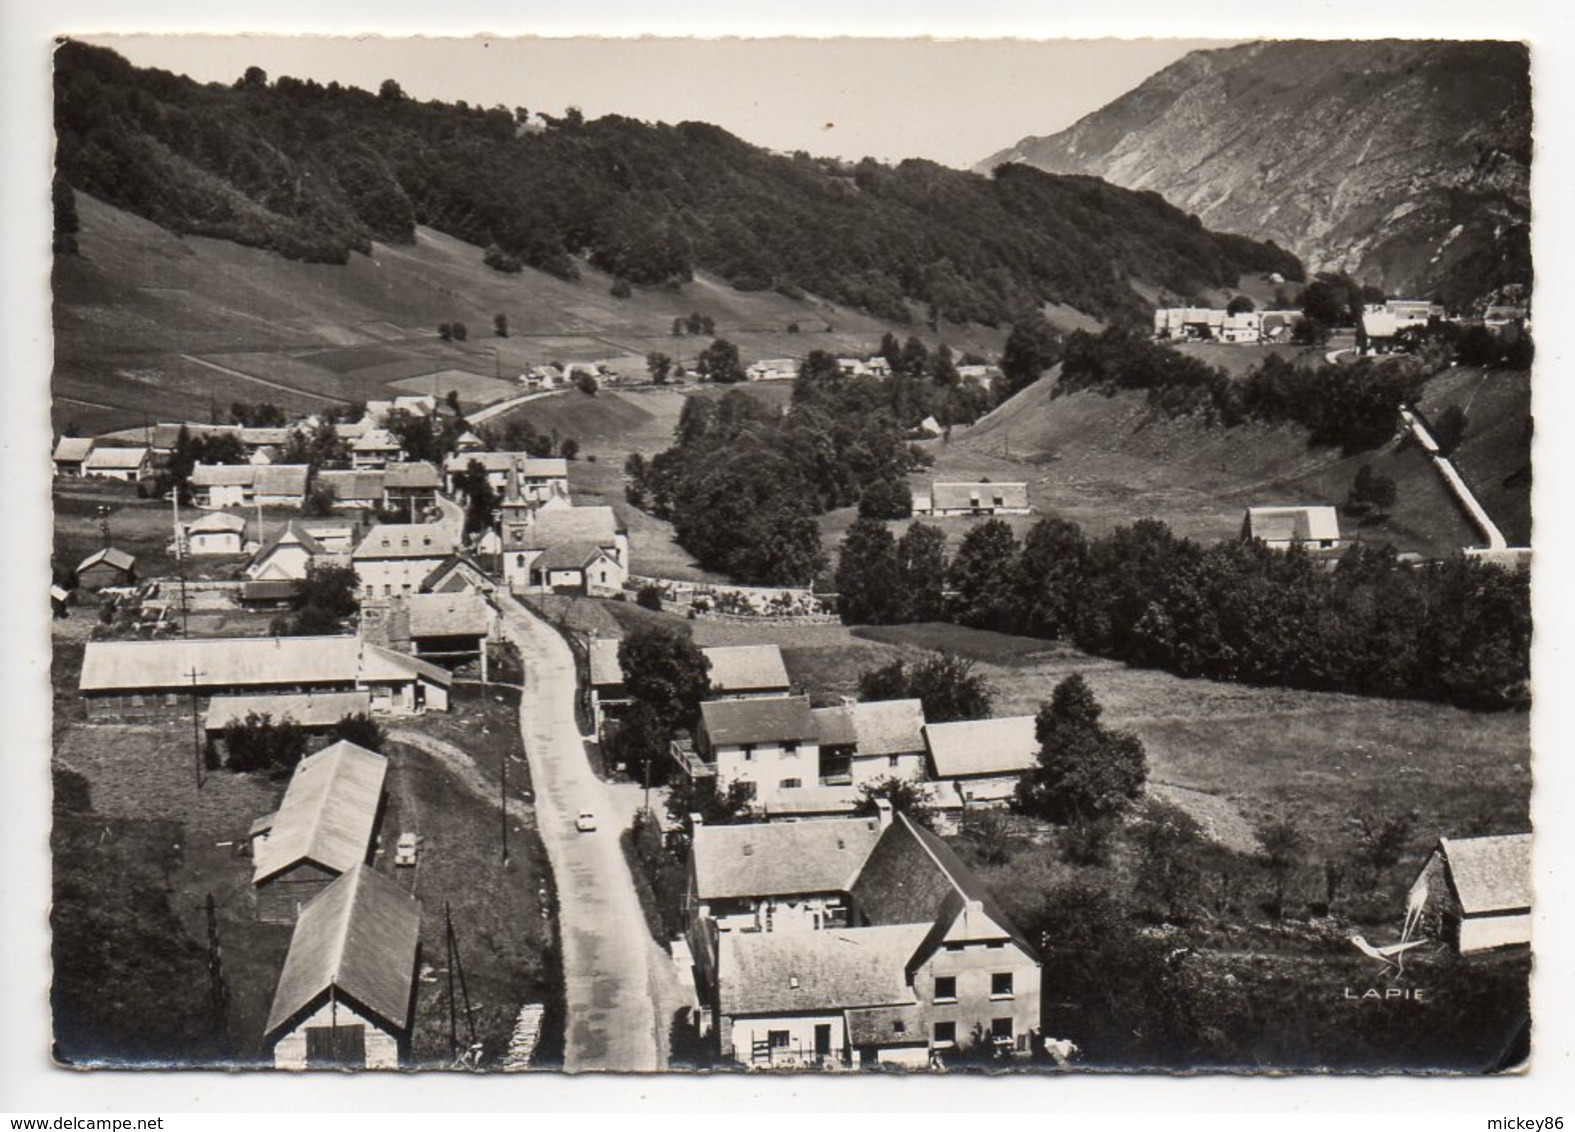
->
1154, 297, 1532, 354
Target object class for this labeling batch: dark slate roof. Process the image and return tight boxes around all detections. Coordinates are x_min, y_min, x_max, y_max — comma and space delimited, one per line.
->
701, 695, 818, 747
264, 865, 422, 1037
1437, 834, 1533, 914
77, 547, 136, 574
701, 645, 790, 695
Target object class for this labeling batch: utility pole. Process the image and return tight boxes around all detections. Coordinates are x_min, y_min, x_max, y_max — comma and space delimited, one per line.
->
187, 665, 204, 789
166, 489, 190, 639
500, 745, 509, 864
205, 892, 230, 1046
96, 505, 111, 549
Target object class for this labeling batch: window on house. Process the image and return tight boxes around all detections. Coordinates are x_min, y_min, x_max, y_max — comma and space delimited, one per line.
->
783, 741, 798, 756
944, 942, 966, 952
934, 976, 957, 1002
780, 778, 803, 790
768, 1030, 790, 1049
993, 496, 1005, 508
892, 1020, 906, 1035
991, 1017, 1014, 1041
991, 973, 1014, 998
933, 1021, 956, 1046
986, 940, 1006, 950
888, 754, 900, 768
741, 744, 756, 760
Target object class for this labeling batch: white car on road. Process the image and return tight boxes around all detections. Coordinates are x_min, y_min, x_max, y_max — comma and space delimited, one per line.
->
394, 832, 421, 866
575, 812, 597, 833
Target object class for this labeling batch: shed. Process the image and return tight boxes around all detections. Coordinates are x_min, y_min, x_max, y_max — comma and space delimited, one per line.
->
82, 445, 151, 481
184, 510, 247, 556
76, 547, 137, 591
264, 865, 421, 1069
1407, 833, 1532, 954
922, 716, 1038, 803
252, 740, 389, 923
53, 436, 95, 476
1242, 506, 1341, 550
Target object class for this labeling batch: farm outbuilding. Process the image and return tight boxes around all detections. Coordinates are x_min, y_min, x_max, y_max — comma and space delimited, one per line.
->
75, 547, 137, 592
264, 865, 421, 1068
251, 740, 389, 923
1407, 833, 1533, 955
183, 510, 247, 556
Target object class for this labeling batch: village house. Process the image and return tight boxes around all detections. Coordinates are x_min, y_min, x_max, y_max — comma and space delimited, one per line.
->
454, 430, 486, 453
249, 445, 280, 466
922, 716, 1039, 805
247, 522, 332, 582
522, 365, 567, 390
813, 698, 928, 788
693, 695, 821, 806
1242, 505, 1341, 551
240, 579, 304, 609
693, 807, 1042, 1068
381, 462, 443, 516
240, 426, 292, 452
703, 644, 792, 700
264, 865, 422, 1069
78, 635, 452, 719
205, 690, 373, 740
913, 482, 1031, 518
82, 445, 152, 482
183, 510, 247, 556
1406, 833, 1532, 955
188, 464, 310, 509
52, 436, 95, 477
746, 359, 799, 382
251, 739, 389, 923
419, 552, 498, 598
317, 470, 385, 511
444, 452, 570, 503
350, 429, 402, 470
502, 504, 627, 596
588, 638, 631, 735
361, 591, 495, 678
352, 523, 459, 599
75, 547, 137, 593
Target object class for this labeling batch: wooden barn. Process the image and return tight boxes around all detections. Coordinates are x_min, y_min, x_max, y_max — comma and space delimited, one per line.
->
264, 865, 422, 1069
75, 547, 137, 593
1407, 833, 1533, 955
251, 739, 388, 923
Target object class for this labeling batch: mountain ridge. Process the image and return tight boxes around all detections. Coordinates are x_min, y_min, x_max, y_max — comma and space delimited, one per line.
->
977, 39, 1530, 308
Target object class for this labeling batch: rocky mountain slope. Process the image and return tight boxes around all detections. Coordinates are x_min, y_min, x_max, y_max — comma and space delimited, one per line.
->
978, 40, 1530, 309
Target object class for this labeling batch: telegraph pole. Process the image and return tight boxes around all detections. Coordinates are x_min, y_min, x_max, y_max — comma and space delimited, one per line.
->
500, 746, 509, 864
187, 665, 204, 789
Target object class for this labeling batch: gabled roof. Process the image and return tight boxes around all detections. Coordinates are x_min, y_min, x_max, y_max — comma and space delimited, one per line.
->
588, 638, 625, 689
534, 541, 618, 572
190, 463, 256, 487
691, 816, 884, 901
419, 552, 496, 595
240, 427, 291, 447
318, 470, 386, 502
78, 635, 450, 693
811, 705, 859, 748
352, 428, 401, 452
702, 645, 790, 695
850, 813, 1033, 954
186, 511, 247, 535
407, 592, 491, 639
206, 690, 371, 732
1436, 834, 1533, 915
77, 547, 137, 575
716, 924, 927, 1017
701, 695, 818, 747
929, 481, 1029, 511
83, 446, 150, 470
352, 523, 457, 560
253, 522, 328, 564
517, 506, 623, 551
443, 452, 568, 478
383, 462, 442, 489
253, 465, 311, 496
923, 716, 1038, 779
252, 740, 388, 884
53, 436, 94, 463
846, 699, 926, 756
264, 865, 421, 1037
1245, 505, 1340, 543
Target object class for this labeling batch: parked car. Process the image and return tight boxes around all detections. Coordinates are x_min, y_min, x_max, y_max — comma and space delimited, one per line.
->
395, 832, 421, 866
575, 812, 597, 833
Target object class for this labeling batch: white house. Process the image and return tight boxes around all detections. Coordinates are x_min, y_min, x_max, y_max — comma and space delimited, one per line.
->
264, 865, 421, 1069
913, 482, 1031, 518
1242, 505, 1341, 551
82, 445, 152, 482
188, 464, 310, 509
444, 452, 569, 502
183, 511, 247, 556
247, 523, 332, 581
502, 505, 627, 596
813, 698, 928, 788
351, 523, 459, 599
923, 716, 1039, 805
746, 359, 798, 382
1407, 834, 1532, 955
350, 429, 402, 470
697, 695, 821, 806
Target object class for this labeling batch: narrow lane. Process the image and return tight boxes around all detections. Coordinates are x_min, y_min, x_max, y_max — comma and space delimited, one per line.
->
497, 597, 662, 1072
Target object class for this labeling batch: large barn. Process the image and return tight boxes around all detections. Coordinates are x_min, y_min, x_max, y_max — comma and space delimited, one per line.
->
251, 740, 389, 923
1407, 834, 1533, 954
264, 865, 422, 1069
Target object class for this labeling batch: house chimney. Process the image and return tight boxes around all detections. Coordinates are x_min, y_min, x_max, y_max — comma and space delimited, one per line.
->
874, 797, 893, 829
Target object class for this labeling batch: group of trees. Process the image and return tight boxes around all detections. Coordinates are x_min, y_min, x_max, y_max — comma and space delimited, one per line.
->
625, 355, 930, 584
269, 561, 360, 636
229, 401, 288, 426
837, 514, 1530, 711
220, 709, 385, 772
1058, 327, 1427, 454
55, 41, 1302, 328
869, 332, 996, 431
671, 312, 717, 337
857, 651, 994, 722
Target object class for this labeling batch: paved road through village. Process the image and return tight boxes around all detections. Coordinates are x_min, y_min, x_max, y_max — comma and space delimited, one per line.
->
497, 597, 663, 1072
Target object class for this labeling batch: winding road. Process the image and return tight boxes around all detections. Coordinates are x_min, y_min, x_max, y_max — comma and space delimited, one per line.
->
497, 596, 667, 1072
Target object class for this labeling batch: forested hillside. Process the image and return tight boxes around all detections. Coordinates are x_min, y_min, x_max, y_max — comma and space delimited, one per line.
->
54, 42, 1301, 329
